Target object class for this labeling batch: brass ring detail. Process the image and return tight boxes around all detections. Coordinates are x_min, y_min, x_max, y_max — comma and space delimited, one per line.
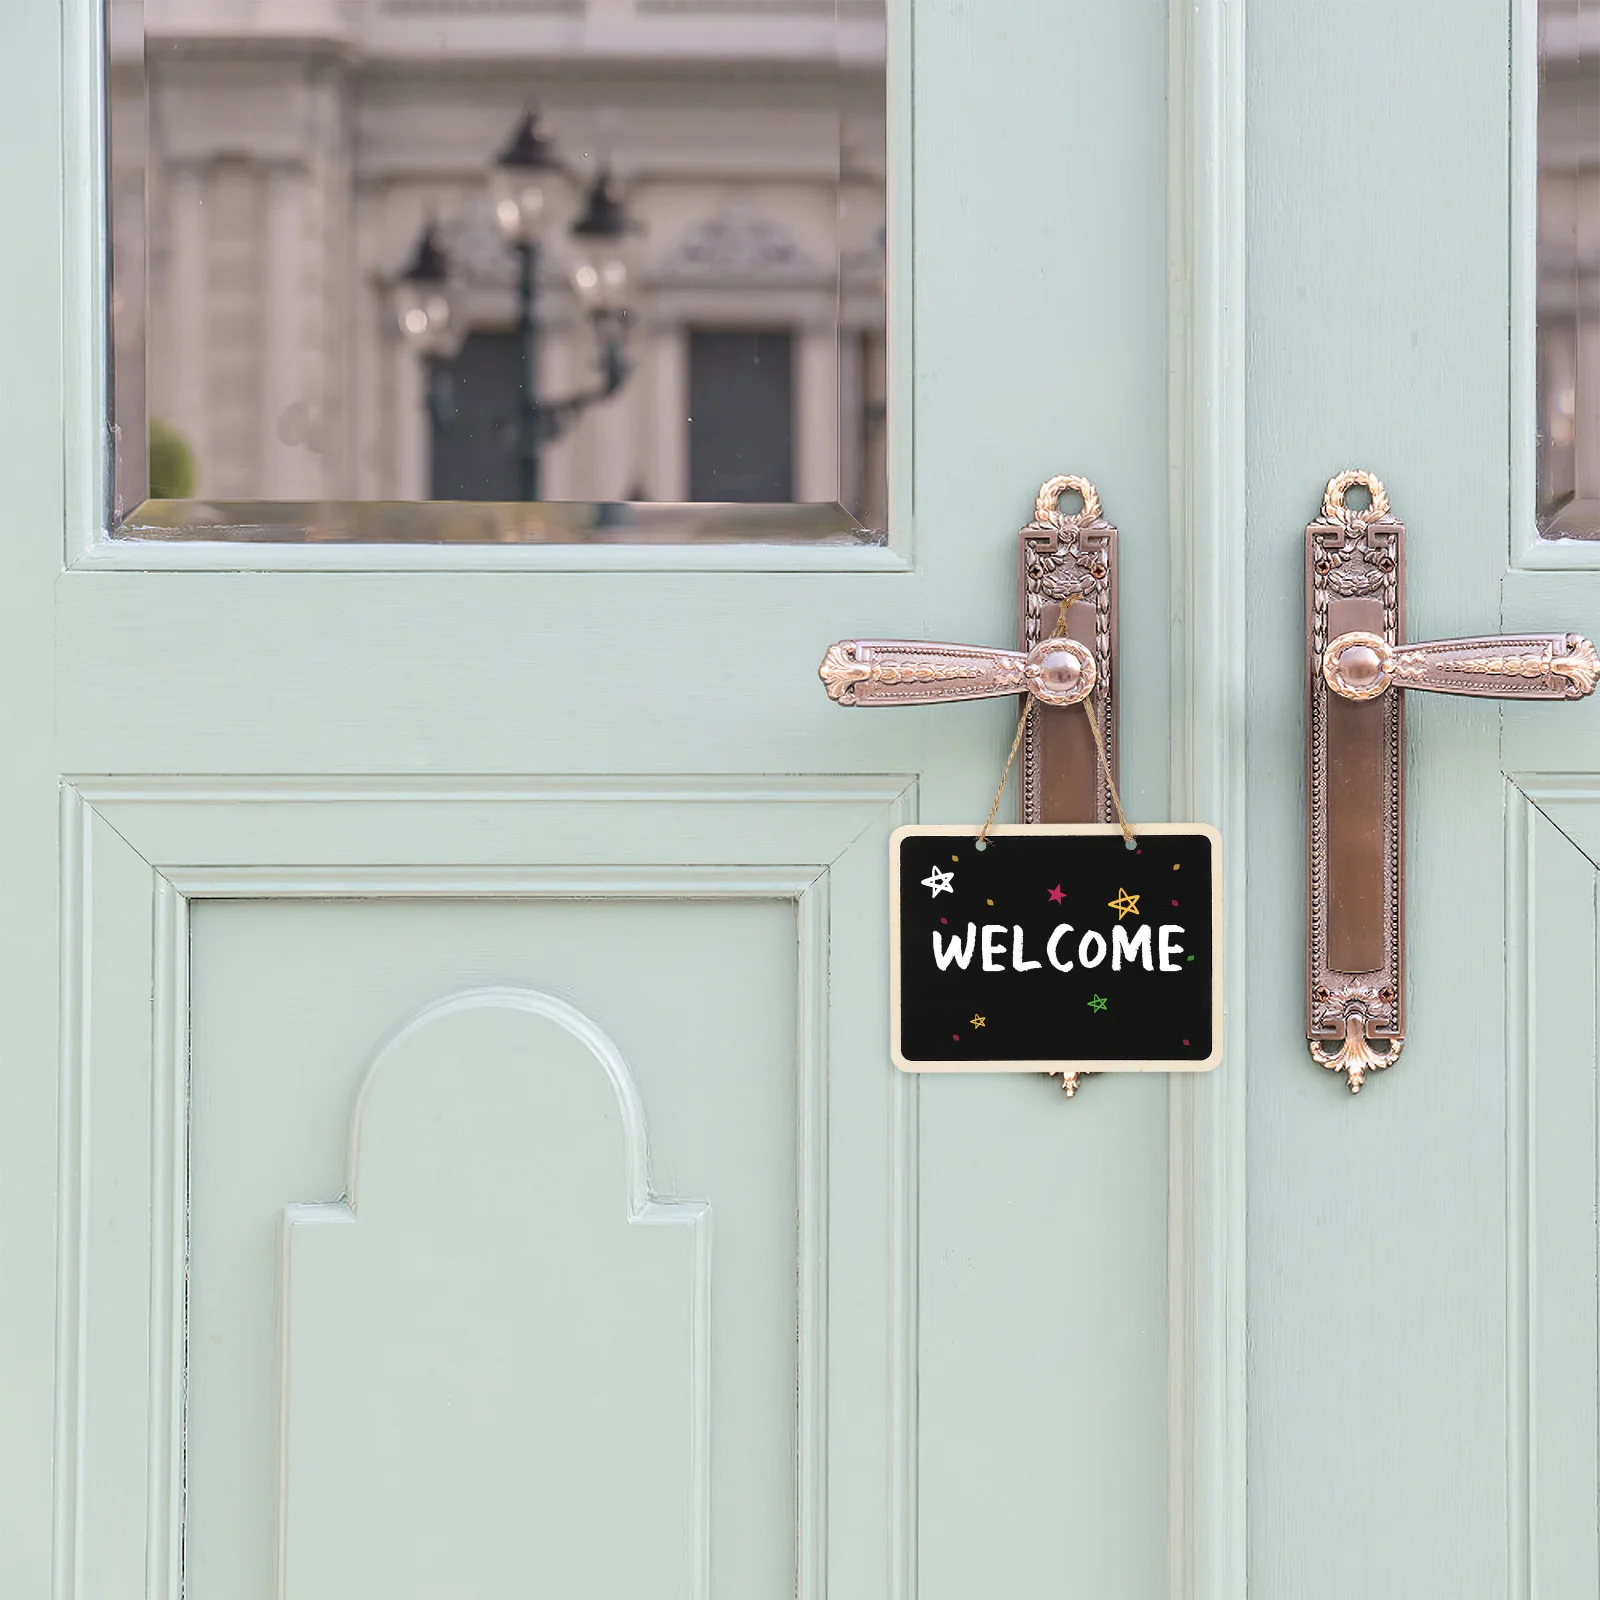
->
1322, 630, 1395, 701
1036, 474, 1101, 527
1022, 637, 1097, 706
1321, 468, 1390, 525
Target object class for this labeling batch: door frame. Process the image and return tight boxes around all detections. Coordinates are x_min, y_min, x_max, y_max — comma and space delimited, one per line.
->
1161, 7, 1247, 1595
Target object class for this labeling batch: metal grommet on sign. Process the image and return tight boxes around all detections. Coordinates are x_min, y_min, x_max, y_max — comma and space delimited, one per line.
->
1322, 630, 1395, 701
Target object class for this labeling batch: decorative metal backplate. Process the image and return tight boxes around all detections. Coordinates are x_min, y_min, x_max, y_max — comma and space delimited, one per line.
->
1021, 475, 1118, 827
1021, 475, 1117, 1098
1305, 469, 1600, 1092
1306, 470, 1405, 1092
816, 472, 1120, 1100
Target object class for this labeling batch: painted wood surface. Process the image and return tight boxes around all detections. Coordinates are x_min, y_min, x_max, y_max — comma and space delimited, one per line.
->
1247, 2, 1600, 1595
1246, 0, 1512, 1584
0, 2, 1243, 1600
276, 988, 714, 1600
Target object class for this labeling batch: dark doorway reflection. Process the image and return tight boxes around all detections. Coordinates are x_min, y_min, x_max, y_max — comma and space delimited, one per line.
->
688, 330, 795, 503
428, 332, 521, 503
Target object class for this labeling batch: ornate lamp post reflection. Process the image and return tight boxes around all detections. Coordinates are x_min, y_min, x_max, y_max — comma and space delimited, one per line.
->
567, 166, 640, 397
490, 111, 565, 501
395, 110, 640, 502
390, 223, 458, 357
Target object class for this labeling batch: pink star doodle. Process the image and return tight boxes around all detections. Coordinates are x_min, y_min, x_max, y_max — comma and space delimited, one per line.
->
1047, 884, 1065, 904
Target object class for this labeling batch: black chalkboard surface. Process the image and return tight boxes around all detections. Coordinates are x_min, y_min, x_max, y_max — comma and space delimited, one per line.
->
890, 824, 1222, 1072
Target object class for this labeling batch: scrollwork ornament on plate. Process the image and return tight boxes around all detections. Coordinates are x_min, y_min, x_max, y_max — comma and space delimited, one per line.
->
818, 642, 873, 703
1309, 1016, 1404, 1094
817, 640, 1030, 706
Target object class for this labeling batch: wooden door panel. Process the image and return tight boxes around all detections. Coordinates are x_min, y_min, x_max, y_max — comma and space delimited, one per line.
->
0, 2, 1250, 1594
59, 780, 919, 1600
278, 992, 706, 1600
187, 900, 796, 1600
52, 572, 922, 778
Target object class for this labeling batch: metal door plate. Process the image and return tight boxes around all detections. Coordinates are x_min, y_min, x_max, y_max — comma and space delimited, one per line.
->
1306, 470, 1405, 1089
1021, 475, 1118, 825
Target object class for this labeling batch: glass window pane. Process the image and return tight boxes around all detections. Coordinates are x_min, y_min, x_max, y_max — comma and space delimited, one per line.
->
1539, 0, 1600, 536
106, 0, 886, 545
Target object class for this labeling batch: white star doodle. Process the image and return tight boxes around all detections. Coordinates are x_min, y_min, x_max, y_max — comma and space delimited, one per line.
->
921, 866, 955, 898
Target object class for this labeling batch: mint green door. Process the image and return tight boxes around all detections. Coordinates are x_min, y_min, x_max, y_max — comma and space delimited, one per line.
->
1246, 4, 1600, 1594
4, 1, 1597, 1597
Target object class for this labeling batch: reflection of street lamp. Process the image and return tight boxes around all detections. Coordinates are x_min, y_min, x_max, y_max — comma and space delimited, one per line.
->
492, 111, 567, 500
490, 110, 566, 247
494, 113, 640, 500
570, 168, 635, 310
390, 223, 459, 357
396, 113, 641, 501
569, 167, 639, 397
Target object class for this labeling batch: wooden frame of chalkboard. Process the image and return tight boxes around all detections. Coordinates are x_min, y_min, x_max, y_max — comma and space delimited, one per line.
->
890, 824, 1223, 1073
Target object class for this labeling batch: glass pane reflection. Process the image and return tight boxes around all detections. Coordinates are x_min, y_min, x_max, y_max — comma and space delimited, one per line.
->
107, 1, 886, 543
1540, 1, 1600, 536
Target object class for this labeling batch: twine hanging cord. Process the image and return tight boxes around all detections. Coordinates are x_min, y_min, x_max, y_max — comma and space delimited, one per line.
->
975, 612, 1133, 848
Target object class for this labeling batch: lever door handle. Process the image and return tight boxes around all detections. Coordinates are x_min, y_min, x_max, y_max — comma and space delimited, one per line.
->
819, 635, 1098, 708
1306, 470, 1597, 1092
816, 475, 1118, 828
1322, 630, 1598, 702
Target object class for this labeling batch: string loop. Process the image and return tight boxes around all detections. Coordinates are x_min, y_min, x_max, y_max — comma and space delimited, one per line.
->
975, 603, 1132, 846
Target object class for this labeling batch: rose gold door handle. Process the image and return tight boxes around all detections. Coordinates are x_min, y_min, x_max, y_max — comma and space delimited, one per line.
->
1306, 470, 1597, 1092
1322, 629, 1598, 702
819, 635, 1098, 708
815, 475, 1120, 830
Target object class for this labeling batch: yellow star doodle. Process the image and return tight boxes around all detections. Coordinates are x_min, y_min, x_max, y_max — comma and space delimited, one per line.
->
1107, 886, 1140, 920
1088, 994, 1108, 1013
970, 1014, 986, 1028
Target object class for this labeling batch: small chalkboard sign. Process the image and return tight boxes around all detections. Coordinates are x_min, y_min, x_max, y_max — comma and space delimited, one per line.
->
891, 824, 1222, 1073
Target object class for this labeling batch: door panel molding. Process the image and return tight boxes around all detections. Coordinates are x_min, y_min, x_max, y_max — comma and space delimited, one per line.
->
281, 986, 714, 1598
1506, 780, 1600, 1597
1510, 772, 1600, 867
55, 776, 915, 1600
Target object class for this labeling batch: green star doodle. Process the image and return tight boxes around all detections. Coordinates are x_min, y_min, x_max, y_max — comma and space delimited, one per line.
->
1087, 994, 1108, 1013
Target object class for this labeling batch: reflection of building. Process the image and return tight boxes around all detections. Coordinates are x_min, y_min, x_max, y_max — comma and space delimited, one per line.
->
109, 1, 887, 522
